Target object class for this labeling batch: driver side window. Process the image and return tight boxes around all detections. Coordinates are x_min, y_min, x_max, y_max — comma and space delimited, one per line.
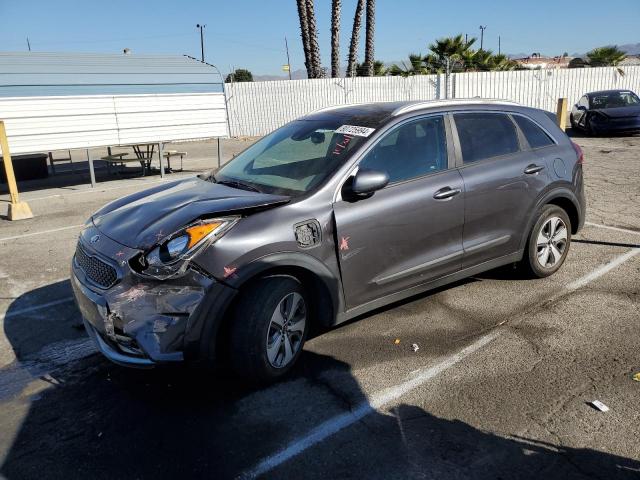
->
359, 116, 448, 184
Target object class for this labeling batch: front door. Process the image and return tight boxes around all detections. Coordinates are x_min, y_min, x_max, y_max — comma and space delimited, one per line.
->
333, 115, 465, 310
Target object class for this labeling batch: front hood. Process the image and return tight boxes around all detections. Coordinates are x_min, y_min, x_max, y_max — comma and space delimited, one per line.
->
92, 177, 289, 249
591, 106, 640, 119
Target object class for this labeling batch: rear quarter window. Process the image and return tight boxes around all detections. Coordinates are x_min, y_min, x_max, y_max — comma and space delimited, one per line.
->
453, 113, 520, 164
513, 115, 555, 149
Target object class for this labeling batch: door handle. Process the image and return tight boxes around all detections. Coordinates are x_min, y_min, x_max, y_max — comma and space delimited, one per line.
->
524, 164, 545, 175
433, 186, 461, 200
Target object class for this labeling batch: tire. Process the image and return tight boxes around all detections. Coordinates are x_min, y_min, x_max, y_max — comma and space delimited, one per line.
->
229, 276, 309, 383
521, 205, 571, 278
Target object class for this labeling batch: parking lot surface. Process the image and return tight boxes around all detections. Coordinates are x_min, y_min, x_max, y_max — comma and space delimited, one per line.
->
0, 132, 639, 479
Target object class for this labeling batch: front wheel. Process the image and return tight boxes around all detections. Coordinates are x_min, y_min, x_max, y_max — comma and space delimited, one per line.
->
521, 205, 571, 278
229, 276, 308, 383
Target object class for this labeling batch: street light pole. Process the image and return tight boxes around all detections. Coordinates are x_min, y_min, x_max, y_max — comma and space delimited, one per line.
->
479, 25, 487, 50
285, 36, 292, 80
196, 24, 206, 62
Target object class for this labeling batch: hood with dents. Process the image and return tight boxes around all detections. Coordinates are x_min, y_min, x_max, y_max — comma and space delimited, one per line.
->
92, 177, 289, 249
591, 106, 640, 119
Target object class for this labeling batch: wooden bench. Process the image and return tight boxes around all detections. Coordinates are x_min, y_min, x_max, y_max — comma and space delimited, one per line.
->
48, 150, 75, 175
101, 152, 152, 176
163, 150, 187, 171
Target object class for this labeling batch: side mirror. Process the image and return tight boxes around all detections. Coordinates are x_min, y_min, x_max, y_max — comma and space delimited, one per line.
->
576, 105, 587, 111
352, 168, 389, 196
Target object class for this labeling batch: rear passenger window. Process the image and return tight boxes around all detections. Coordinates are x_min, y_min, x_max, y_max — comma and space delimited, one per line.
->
359, 116, 448, 183
454, 113, 519, 164
513, 115, 554, 149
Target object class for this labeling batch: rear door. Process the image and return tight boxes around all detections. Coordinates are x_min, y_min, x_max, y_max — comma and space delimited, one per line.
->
333, 114, 464, 310
452, 111, 549, 268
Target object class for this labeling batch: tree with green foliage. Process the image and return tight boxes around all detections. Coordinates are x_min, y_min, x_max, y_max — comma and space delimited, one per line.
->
391, 34, 518, 75
356, 60, 386, 76
586, 46, 627, 67
225, 69, 253, 83
388, 54, 430, 77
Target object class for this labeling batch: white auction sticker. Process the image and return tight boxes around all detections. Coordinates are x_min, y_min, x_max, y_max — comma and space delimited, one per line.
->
335, 125, 375, 137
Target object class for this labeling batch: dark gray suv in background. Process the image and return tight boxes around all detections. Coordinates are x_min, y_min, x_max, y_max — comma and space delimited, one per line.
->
72, 99, 586, 382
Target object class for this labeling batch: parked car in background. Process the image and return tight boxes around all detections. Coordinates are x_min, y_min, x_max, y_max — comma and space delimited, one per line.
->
72, 100, 586, 383
570, 89, 640, 135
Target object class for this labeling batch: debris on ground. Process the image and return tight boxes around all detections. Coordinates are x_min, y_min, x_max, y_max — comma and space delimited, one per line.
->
412, 343, 420, 352
394, 338, 401, 345
633, 372, 640, 382
590, 400, 610, 412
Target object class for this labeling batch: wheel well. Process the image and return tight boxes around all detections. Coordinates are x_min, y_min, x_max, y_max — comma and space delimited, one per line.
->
214, 266, 335, 359
547, 197, 579, 234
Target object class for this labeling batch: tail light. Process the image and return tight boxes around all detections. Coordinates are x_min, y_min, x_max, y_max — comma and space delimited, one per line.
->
571, 141, 584, 165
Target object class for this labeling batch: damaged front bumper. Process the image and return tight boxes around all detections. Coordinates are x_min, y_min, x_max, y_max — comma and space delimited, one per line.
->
71, 225, 237, 367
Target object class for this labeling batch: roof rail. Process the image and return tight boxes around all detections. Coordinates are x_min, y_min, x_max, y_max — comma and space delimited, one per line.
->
392, 98, 521, 116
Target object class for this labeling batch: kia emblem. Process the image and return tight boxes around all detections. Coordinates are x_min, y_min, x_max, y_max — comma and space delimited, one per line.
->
90, 234, 100, 244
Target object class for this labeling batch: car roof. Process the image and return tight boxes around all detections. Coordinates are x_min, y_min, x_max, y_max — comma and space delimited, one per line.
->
302, 99, 522, 129
587, 89, 636, 97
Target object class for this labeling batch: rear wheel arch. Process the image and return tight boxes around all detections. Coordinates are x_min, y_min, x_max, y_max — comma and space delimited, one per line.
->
520, 190, 581, 252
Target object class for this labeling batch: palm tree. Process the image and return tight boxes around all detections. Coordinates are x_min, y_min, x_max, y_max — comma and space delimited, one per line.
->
331, 0, 341, 77
306, 0, 322, 77
346, 0, 365, 77
363, 0, 375, 76
389, 54, 428, 77
428, 34, 476, 70
295, 0, 312, 78
356, 60, 386, 76
586, 46, 627, 67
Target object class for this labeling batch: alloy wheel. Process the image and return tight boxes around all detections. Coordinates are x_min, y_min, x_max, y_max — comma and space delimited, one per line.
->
265, 292, 306, 368
536, 216, 568, 268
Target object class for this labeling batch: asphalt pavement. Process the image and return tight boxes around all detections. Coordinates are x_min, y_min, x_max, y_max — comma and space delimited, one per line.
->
0, 132, 639, 479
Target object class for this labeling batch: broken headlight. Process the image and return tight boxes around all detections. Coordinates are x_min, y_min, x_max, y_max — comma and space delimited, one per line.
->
136, 217, 238, 279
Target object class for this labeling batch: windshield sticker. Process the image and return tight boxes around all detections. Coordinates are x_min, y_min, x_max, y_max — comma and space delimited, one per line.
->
335, 125, 375, 137
332, 134, 353, 155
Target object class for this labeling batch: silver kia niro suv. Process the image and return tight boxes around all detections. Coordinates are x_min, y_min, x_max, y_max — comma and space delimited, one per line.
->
72, 99, 586, 382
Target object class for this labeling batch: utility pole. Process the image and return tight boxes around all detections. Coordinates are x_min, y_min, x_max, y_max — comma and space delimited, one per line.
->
498, 35, 501, 55
196, 24, 206, 62
285, 36, 292, 80
465, 33, 468, 44
26, 37, 31, 52
479, 25, 487, 50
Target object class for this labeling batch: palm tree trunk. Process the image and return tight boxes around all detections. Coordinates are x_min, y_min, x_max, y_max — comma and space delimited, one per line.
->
346, 0, 365, 77
331, 0, 341, 78
296, 0, 313, 78
363, 0, 375, 76
306, 0, 322, 77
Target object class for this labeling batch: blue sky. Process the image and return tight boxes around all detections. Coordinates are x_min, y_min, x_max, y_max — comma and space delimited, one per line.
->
0, 0, 638, 76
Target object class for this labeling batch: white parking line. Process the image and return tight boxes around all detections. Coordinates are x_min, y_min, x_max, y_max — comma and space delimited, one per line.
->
585, 221, 640, 237
240, 246, 640, 479
0, 297, 75, 322
0, 224, 83, 243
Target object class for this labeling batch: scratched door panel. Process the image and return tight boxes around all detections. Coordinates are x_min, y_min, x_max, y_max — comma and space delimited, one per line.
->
333, 168, 464, 310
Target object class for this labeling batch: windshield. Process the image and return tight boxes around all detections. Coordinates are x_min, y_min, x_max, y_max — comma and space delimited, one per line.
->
215, 120, 368, 196
590, 91, 640, 109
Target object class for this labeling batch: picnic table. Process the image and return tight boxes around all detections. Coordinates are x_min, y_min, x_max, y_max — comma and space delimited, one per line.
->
101, 144, 157, 176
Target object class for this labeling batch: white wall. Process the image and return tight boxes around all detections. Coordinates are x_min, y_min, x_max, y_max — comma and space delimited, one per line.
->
226, 66, 640, 137
0, 92, 228, 155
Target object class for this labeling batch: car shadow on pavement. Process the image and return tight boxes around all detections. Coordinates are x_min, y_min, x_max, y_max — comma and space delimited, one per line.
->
2, 344, 640, 479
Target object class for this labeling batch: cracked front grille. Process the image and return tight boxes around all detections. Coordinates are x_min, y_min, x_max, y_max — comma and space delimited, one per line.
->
75, 244, 118, 288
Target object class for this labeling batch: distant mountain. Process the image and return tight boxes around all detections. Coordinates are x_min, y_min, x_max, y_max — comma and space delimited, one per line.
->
620, 43, 640, 55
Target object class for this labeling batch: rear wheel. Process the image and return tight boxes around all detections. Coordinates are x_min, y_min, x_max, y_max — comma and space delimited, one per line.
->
229, 276, 308, 383
521, 205, 571, 278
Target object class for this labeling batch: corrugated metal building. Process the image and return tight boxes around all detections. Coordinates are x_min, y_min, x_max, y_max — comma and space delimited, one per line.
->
0, 52, 229, 154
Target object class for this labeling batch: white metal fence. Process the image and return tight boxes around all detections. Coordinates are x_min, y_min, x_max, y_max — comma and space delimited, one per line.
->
225, 66, 640, 137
